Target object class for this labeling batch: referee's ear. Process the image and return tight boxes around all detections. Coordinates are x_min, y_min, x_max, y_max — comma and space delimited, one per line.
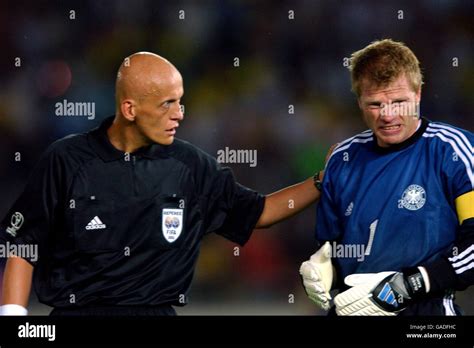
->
120, 99, 137, 122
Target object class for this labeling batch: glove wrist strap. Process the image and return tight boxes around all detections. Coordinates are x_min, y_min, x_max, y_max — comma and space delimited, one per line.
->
403, 267, 426, 299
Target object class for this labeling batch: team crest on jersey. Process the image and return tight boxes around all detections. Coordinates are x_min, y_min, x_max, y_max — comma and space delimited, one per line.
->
399, 184, 426, 211
162, 209, 183, 243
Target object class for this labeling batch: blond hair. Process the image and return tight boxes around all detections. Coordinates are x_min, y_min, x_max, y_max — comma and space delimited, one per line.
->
349, 39, 423, 96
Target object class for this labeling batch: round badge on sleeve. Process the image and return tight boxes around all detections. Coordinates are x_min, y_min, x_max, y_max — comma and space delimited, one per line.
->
6, 212, 24, 237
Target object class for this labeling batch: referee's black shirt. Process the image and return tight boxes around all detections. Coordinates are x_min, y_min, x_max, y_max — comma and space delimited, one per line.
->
0, 116, 265, 308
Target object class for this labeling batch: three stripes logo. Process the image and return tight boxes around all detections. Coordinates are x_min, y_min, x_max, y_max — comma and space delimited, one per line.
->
85, 216, 106, 230
377, 283, 398, 308
449, 245, 474, 275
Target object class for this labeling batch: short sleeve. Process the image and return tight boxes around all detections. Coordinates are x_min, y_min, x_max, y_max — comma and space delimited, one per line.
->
197, 156, 265, 246
0, 142, 65, 265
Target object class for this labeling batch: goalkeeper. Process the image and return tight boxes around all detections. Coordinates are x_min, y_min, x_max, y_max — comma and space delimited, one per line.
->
300, 39, 474, 316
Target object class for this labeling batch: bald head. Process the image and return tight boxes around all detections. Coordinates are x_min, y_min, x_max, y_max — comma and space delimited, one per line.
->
110, 52, 184, 148
115, 52, 182, 108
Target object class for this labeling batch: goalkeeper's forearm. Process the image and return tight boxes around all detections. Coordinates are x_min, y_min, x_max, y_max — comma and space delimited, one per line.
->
421, 217, 474, 293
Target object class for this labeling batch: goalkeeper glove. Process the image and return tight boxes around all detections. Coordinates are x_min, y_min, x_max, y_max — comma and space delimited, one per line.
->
299, 241, 333, 311
334, 267, 429, 316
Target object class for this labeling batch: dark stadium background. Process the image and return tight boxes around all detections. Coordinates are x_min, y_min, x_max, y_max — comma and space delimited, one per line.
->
0, 0, 472, 315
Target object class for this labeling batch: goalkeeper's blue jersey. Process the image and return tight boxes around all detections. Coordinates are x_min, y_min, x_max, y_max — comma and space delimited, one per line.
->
316, 118, 474, 280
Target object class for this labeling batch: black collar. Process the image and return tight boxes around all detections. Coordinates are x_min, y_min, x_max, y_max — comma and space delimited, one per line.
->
88, 116, 173, 162
372, 117, 429, 154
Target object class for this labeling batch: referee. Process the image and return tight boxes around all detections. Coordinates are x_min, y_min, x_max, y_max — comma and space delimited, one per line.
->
0, 52, 325, 316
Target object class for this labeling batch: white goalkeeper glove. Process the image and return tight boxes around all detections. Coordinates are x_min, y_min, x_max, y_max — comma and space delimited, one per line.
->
334, 267, 429, 316
299, 241, 333, 311
0, 304, 28, 316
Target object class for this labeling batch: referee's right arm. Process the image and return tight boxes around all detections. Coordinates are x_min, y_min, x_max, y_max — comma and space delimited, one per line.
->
1, 257, 33, 314
1, 141, 66, 315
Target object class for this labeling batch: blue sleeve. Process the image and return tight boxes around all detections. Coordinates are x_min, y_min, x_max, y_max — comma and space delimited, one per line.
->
439, 127, 474, 199
315, 157, 343, 242
423, 127, 474, 292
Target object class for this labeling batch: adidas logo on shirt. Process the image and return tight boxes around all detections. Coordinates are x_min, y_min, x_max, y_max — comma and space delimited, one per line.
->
85, 216, 106, 230
345, 202, 354, 216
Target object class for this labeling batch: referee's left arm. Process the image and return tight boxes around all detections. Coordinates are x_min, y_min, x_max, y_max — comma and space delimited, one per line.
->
256, 144, 336, 228
255, 175, 321, 228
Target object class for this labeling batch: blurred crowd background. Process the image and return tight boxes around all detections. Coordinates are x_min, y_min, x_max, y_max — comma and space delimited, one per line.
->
0, 0, 472, 315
